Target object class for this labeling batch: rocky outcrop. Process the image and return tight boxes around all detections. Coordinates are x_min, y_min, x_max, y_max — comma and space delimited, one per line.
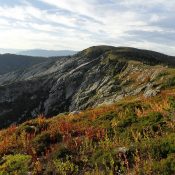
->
0, 46, 173, 128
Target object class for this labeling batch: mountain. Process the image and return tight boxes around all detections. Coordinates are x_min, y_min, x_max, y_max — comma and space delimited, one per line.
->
0, 54, 51, 75
18, 49, 77, 57
1, 46, 175, 174
1, 45, 175, 128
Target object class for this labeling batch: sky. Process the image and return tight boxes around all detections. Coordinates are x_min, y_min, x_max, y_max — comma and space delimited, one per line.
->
0, 0, 175, 55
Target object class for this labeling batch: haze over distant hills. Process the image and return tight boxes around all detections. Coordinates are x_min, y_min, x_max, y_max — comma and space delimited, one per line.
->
0, 48, 77, 57
0, 48, 21, 54
18, 49, 77, 57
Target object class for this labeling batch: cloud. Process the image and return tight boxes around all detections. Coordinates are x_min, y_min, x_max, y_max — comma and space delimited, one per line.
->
0, 0, 175, 55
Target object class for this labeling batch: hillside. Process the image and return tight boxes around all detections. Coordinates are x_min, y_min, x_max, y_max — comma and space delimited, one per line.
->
1, 46, 175, 128
0, 46, 175, 174
0, 90, 175, 174
0, 54, 49, 75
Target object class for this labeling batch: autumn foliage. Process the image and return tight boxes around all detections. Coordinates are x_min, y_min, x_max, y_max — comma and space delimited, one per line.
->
0, 92, 175, 174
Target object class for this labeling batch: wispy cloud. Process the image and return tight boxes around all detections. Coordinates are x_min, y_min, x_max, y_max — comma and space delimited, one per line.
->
0, 0, 175, 55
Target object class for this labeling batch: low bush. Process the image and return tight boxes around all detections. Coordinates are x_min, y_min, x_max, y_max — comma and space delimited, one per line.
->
0, 154, 32, 175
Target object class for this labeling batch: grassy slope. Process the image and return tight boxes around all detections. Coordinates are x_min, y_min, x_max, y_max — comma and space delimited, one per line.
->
0, 89, 175, 174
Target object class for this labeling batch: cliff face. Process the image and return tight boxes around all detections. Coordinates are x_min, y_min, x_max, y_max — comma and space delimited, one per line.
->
0, 46, 175, 128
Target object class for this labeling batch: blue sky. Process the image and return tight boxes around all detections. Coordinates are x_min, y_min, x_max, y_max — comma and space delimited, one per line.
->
0, 0, 175, 55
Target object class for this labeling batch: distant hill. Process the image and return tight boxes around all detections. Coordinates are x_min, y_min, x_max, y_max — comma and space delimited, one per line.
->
18, 49, 77, 57
0, 54, 49, 75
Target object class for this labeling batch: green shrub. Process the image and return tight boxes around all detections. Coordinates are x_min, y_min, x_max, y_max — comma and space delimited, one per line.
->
150, 134, 175, 159
100, 112, 116, 121
52, 146, 73, 159
152, 154, 175, 175
54, 132, 62, 143
94, 112, 117, 128
118, 115, 137, 128
0, 154, 32, 175
169, 96, 175, 109
162, 76, 175, 88
140, 112, 163, 125
17, 125, 37, 135
134, 112, 164, 133
137, 134, 175, 160
32, 131, 51, 154
53, 159, 78, 175
90, 149, 129, 174
32, 131, 62, 155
